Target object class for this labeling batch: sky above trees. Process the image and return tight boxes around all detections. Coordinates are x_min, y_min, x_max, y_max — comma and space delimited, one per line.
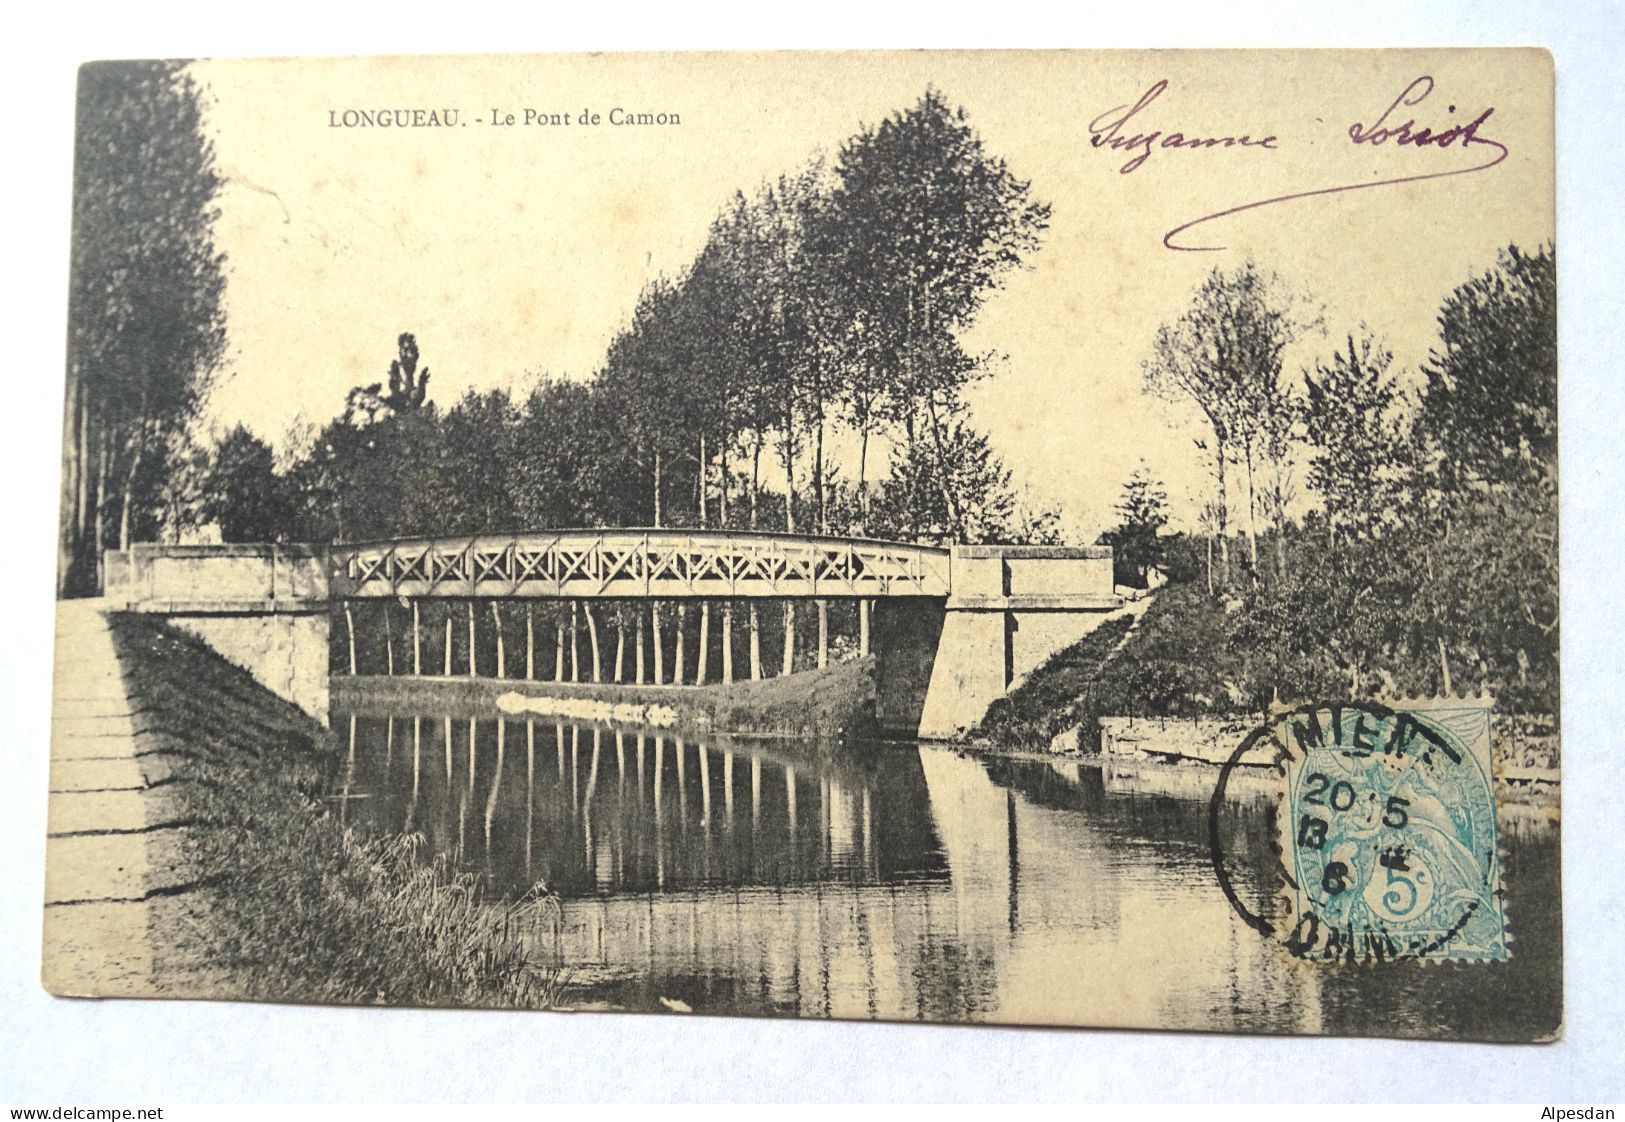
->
192, 51, 1554, 537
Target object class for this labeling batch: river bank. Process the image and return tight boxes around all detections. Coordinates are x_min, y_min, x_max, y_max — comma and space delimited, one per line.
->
97, 614, 568, 1009
966, 580, 1560, 812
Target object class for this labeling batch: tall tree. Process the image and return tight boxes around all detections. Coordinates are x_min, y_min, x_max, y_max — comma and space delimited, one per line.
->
153, 428, 215, 543
509, 376, 625, 529
61, 61, 228, 594
1415, 243, 1558, 704
826, 88, 1051, 526
1420, 243, 1557, 499
426, 390, 519, 535
1302, 332, 1408, 543
344, 332, 432, 425
1143, 262, 1305, 586
600, 276, 694, 526
869, 415, 1056, 545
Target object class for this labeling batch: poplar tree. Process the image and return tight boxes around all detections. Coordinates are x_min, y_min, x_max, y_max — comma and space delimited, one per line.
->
61, 61, 228, 594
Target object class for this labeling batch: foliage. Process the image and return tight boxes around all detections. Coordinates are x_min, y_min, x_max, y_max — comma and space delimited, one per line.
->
61, 61, 228, 592
823, 86, 1052, 503
1101, 464, 1169, 587
84, 66, 1554, 736
344, 333, 431, 426
197, 87, 1062, 555
1420, 244, 1557, 498
1302, 332, 1409, 541
1142, 262, 1311, 583
974, 614, 1137, 746
867, 413, 1060, 544
980, 242, 1559, 750
972, 583, 1243, 747
203, 425, 290, 542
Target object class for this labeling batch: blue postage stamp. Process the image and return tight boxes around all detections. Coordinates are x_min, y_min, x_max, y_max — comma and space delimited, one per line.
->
1274, 699, 1509, 963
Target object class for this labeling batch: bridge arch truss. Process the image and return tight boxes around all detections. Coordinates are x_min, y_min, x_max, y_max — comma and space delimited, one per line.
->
329, 529, 952, 601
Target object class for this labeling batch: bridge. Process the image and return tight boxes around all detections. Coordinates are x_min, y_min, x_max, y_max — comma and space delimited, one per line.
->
102, 530, 1122, 740
329, 529, 952, 600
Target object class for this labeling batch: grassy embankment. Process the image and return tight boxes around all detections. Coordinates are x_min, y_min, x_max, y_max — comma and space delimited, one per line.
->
974, 580, 1305, 750
108, 615, 566, 1009
970, 605, 1146, 751
971, 581, 1561, 793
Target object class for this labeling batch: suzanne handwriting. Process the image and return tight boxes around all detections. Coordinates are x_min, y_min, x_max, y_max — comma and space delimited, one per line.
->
1088, 80, 1279, 174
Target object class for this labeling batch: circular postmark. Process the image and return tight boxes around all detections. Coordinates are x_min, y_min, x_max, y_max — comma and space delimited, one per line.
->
1210, 699, 1509, 964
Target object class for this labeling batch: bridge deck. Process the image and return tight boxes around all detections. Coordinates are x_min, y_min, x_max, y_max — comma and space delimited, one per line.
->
329, 529, 953, 600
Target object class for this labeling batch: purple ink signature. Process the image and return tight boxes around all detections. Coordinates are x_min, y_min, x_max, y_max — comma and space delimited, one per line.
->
1088, 79, 1280, 174
1088, 77, 1510, 252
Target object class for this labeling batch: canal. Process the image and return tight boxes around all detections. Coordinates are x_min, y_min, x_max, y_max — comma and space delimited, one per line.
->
327, 709, 1561, 1039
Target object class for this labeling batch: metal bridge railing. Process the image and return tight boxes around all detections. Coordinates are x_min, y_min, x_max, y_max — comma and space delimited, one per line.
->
329, 529, 952, 600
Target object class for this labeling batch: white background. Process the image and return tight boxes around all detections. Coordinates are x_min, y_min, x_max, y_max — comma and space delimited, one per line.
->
2, 0, 1621, 1104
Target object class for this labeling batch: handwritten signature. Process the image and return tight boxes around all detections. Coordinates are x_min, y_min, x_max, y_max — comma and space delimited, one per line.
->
1088, 79, 1279, 174
1090, 77, 1510, 251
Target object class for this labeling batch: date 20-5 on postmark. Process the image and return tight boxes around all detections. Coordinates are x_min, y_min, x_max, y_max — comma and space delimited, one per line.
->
1274, 699, 1509, 964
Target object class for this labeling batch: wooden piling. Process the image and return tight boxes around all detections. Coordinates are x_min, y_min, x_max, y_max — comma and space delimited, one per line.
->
652, 602, 665, 685
782, 602, 796, 678
412, 600, 421, 675
343, 605, 357, 675
721, 603, 734, 685
490, 601, 505, 678
383, 604, 395, 675
697, 603, 710, 686
673, 604, 686, 686
569, 602, 581, 683
635, 611, 646, 684
554, 616, 565, 682
614, 616, 626, 683
584, 603, 602, 682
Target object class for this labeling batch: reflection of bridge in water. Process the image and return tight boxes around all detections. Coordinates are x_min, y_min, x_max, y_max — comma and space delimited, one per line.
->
333, 713, 1317, 1024
335, 714, 947, 897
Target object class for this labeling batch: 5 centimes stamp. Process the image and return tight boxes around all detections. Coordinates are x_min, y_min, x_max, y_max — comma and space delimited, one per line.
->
1273, 699, 1509, 964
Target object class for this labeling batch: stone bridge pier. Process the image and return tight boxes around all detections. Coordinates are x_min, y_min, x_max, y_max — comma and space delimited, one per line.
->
873, 545, 1120, 740
103, 544, 331, 724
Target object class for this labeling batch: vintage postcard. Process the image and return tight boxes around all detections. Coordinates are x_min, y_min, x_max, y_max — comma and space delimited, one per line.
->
46, 49, 1559, 1040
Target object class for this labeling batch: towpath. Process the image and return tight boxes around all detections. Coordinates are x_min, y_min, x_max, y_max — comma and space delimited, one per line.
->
42, 600, 189, 996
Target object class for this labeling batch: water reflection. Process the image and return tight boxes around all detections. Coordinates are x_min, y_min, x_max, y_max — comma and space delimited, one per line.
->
332, 712, 1560, 1038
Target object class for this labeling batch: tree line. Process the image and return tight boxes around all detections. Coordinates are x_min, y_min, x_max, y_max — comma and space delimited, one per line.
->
1101, 244, 1557, 713
64, 81, 1065, 587
60, 75, 1063, 681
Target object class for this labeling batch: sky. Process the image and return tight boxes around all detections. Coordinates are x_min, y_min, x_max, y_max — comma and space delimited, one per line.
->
191, 49, 1554, 539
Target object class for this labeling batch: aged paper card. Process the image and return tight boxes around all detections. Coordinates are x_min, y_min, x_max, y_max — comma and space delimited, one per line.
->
46, 49, 1558, 1041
